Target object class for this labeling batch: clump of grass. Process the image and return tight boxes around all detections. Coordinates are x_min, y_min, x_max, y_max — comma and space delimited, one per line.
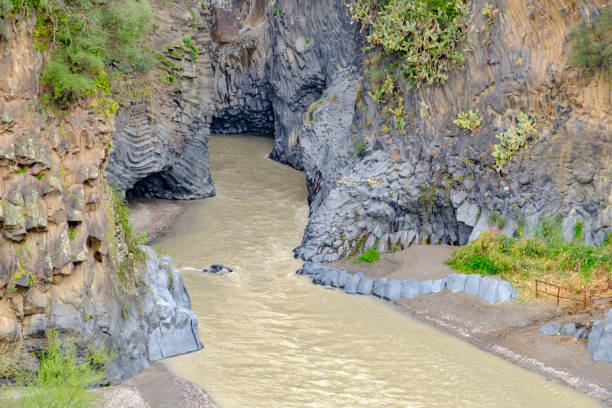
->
355, 247, 380, 263
110, 186, 147, 255
353, 137, 367, 158
1, 332, 113, 408
446, 218, 612, 299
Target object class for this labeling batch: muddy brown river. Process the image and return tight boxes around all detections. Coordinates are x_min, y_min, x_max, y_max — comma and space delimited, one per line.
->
154, 134, 601, 407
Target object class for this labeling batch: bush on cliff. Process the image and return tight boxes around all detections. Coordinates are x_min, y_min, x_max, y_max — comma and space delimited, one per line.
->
348, 0, 469, 131
568, 4, 612, 78
446, 219, 612, 299
7, 0, 154, 105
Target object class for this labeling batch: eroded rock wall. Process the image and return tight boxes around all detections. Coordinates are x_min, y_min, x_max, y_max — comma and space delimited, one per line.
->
107, 0, 274, 199
282, 0, 612, 261
0, 19, 201, 382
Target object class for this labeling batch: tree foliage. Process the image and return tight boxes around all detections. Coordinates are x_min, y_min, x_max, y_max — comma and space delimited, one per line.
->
567, 4, 612, 78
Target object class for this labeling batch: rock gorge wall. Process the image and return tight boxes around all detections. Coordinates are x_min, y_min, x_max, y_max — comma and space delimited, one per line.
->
0, 20, 201, 382
107, 0, 611, 261
286, 0, 612, 261
107, 0, 273, 199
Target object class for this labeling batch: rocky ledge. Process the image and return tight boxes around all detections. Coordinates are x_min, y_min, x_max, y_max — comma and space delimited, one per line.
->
297, 262, 517, 303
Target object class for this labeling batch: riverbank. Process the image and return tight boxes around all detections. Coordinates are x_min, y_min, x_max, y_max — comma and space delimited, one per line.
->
127, 194, 609, 406
338, 246, 612, 404
129, 198, 185, 242
104, 363, 217, 408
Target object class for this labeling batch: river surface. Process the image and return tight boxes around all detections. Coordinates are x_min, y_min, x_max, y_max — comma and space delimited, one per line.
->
155, 134, 601, 408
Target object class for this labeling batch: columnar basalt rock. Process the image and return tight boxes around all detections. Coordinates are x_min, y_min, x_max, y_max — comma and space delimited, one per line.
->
285, 0, 612, 261
0, 20, 202, 382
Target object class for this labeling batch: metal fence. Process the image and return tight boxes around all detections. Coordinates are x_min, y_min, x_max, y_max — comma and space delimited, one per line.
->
535, 278, 612, 309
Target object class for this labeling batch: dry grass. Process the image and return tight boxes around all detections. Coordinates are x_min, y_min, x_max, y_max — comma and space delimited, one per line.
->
446, 229, 612, 301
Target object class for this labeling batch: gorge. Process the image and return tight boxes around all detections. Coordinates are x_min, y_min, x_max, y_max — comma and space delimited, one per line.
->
0, 0, 611, 406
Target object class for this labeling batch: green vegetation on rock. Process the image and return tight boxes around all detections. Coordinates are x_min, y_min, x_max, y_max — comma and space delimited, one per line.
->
3, 0, 154, 106
492, 112, 536, 172
356, 247, 380, 263
567, 4, 612, 79
0, 332, 113, 408
454, 109, 483, 133
446, 217, 612, 299
348, 0, 469, 132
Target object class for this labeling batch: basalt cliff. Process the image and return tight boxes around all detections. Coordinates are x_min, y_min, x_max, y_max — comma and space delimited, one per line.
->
109, 0, 611, 261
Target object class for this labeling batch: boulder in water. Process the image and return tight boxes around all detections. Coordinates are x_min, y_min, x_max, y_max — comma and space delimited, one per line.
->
202, 264, 233, 275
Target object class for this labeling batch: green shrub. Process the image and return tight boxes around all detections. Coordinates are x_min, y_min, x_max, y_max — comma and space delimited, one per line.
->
446, 221, 612, 299
353, 138, 367, 158
4, 332, 113, 408
492, 112, 536, 172
454, 109, 483, 133
487, 209, 505, 229
356, 247, 380, 263
12, 0, 154, 105
348, 0, 469, 89
110, 186, 147, 256
567, 5, 612, 78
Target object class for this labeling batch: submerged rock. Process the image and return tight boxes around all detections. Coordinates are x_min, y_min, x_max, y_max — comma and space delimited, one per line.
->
202, 264, 233, 275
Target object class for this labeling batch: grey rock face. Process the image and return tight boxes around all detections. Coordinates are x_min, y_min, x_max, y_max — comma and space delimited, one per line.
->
539, 322, 561, 336
419, 280, 433, 295
372, 278, 387, 298
496, 280, 517, 302
202, 264, 233, 275
464, 274, 481, 296
400, 280, 420, 299
478, 276, 499, 303
588, 309, 612, 362
141, 247, 203, 361
344, 272, 363, 294
337, 270, 351, 288
431, 278, 447, 293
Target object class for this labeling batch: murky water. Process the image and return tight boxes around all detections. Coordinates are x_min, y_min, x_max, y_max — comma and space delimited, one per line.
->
155, 134, 601, 408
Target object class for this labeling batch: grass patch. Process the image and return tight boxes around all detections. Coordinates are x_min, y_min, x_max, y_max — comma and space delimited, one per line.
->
0, 332, 113, 408
355, 247, 380, 263
446, 219, 612, 299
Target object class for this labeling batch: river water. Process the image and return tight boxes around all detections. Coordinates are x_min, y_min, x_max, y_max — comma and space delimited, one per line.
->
155, 134, 601, 408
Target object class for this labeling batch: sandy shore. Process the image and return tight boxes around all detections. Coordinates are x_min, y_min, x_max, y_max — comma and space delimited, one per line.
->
128, 198, 185, 242
339, 245, 612, 404
104, 363, 217, 408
